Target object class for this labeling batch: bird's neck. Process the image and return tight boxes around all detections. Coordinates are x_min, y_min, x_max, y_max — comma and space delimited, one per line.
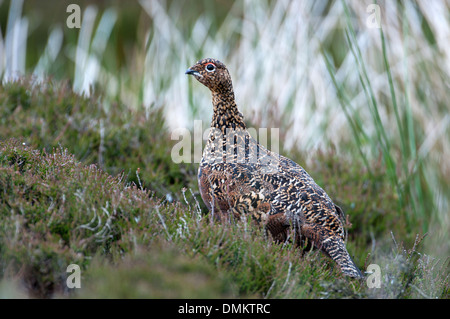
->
211, 89, 246, 133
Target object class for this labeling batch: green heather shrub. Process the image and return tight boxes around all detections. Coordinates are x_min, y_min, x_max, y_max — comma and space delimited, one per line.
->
0, 139, 146, 296
0, 139, 234, 298
0, 79, 197, 200
77, 242, 238, 299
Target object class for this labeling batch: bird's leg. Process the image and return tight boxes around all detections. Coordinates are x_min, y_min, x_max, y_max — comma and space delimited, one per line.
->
265, 213, 291, 243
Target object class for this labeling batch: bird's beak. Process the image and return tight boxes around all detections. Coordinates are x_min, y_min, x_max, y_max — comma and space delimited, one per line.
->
185, 68, 202, 78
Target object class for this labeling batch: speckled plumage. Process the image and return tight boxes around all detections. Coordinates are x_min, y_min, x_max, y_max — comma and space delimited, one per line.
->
186, 58, 363, 278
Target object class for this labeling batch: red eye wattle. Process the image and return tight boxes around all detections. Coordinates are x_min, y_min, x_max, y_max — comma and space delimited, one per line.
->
205, 63, 216, 72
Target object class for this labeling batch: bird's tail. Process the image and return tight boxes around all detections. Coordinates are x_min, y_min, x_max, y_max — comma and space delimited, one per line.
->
299, 222, 363, 278
321, 236, 363, 278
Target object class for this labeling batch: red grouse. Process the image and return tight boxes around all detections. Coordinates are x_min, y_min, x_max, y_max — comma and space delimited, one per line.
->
186, 58, 363, 278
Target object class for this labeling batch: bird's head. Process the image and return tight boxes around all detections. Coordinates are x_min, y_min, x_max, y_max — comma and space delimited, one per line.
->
185, 58, 233, 94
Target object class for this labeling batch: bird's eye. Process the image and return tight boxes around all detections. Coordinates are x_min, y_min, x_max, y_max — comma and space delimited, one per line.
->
205, 63, 215, 72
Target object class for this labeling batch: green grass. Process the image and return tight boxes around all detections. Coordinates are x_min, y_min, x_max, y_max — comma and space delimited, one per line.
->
338, 0, 428, 232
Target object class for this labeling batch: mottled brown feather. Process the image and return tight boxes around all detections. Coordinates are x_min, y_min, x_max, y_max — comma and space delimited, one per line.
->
186, 58, 363, 278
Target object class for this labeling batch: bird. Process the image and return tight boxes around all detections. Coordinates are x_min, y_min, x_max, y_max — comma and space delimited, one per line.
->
186, 58, 363, 278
